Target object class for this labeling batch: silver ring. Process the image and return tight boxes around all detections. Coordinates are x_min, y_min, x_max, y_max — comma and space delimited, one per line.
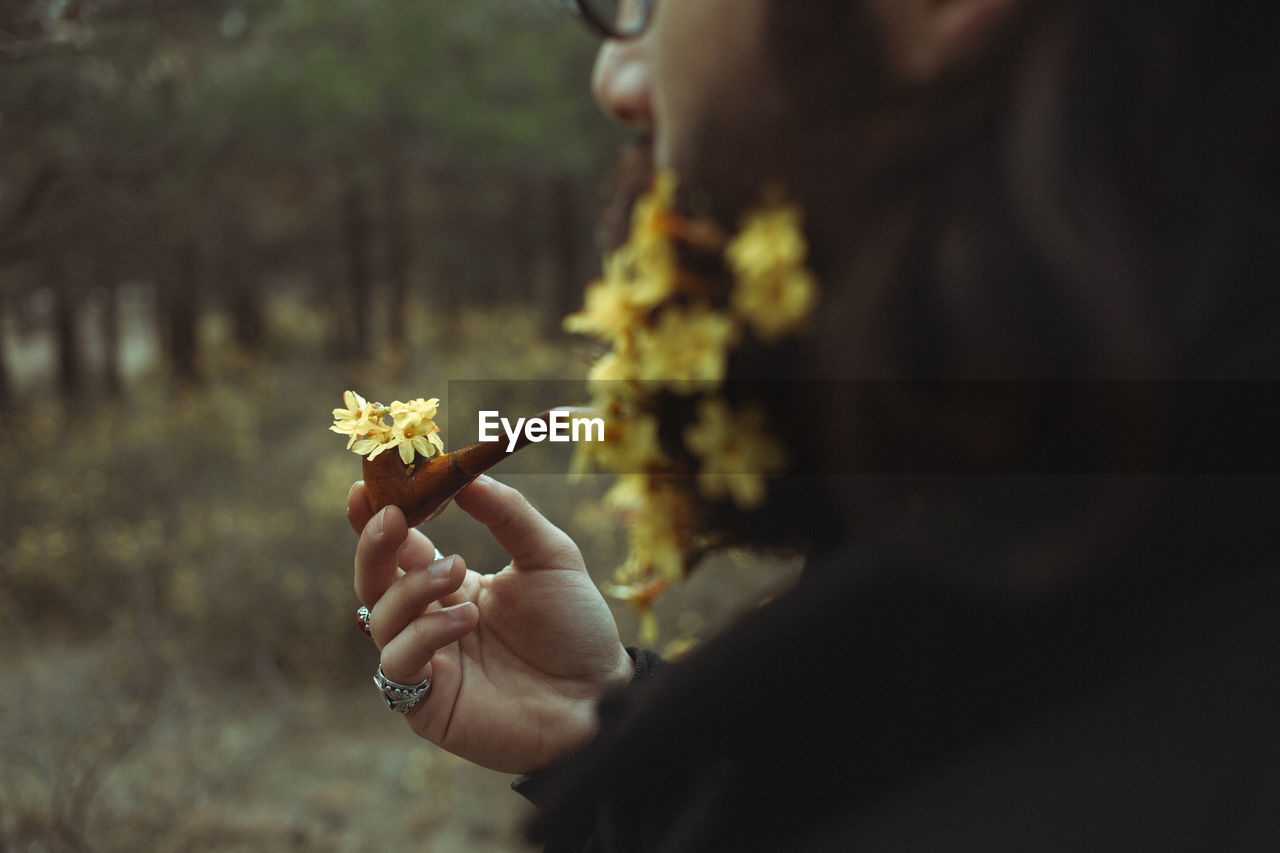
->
356, 606, 373, 638
373, 665, 431, 714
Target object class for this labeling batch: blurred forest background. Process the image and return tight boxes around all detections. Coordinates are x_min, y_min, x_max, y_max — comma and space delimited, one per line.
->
0, 1, 797, 850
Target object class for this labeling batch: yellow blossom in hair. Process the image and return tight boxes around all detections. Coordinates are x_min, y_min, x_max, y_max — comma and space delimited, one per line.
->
684, 399, 788, 510
726, 204, 819, 342
625, 478, 692, 582
728, 204, 807, 272
603, 574, 670, 646
565, 171, 680, 336
609, 232, 678, 310
623, 171, 681, 305
604, 476, 691, 643
560, 176, 820, 633
603, 473, 648, 513
563, 272, 643, 343
586, 347, 646, 388
572, 410, 666, 477
633, 305, 738, 391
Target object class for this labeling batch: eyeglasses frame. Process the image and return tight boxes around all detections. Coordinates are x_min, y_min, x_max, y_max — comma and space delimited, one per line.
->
572, 0, 656, 40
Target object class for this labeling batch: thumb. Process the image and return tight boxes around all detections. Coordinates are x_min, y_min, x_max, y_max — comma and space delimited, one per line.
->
452, 475, 585, 573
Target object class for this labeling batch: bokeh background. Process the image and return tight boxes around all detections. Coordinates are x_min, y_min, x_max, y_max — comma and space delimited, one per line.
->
0, 2, 798, 849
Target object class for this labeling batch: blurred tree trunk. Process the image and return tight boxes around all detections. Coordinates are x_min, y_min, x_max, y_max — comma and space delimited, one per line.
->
161, 243, 200, 382
382, 151, 410, 352
98, 261, 123, 398
503, 177, 538, 306
0, 289, 11, 409
339, 178, 371, 358
0, 162, 58, 271
223, 215, 264, 354
424, 169, 462, 350
49, 256, 83, 402
229, 284, 264, 353
540, 174, 583, 335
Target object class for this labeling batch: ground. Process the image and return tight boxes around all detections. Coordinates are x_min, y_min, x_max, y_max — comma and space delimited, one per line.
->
0, 304, 801, 851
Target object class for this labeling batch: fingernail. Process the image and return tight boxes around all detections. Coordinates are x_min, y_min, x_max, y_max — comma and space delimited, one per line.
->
369, 507, 386, 537
429, 555, 455, 580
445, 602, 473, 622
476, 474, 494, 484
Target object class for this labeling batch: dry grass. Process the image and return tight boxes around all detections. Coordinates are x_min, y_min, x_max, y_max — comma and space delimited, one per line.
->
0, 301, 799, 851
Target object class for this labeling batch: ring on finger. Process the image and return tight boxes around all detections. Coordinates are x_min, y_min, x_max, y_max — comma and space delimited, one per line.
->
373, 665, 431, 714
356, 546, 445, 642
356, 606, 373, 639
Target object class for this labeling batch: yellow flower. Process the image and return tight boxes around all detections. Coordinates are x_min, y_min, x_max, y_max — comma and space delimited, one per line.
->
352, 430, 397, 460
331, 390, 390, 450
591, 412, 666, 473
573, 407, 665, 479
727, 204, 807, 274
633, 305, 738, 392
563, 273, 643, 343
625, 171, 679, 291
726, 204, 819, 342
602, 476, 692, 644
610, 234, 678, 309
621, 477, 691, 583
603, 575, 670, 646
564, 173, 682, 342
683, 399, 788, 510
586, 349, 634, 384
330, 389, 384, 448
389, 398, 446, 465
559, 179, 819, 623
603, 473, 649, 512
331, 391, 446, 462
336, 389, 367, 416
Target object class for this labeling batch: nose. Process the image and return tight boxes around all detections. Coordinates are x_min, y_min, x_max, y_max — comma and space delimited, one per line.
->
591, 37, 653, 129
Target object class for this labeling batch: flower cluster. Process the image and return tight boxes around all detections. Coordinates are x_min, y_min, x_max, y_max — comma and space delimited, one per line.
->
563, 172, 819, 640
726, 203, 819, 343
330, 390, 445, 466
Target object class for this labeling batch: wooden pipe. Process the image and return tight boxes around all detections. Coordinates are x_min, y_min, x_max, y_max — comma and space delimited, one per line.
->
362, 408, 590, 527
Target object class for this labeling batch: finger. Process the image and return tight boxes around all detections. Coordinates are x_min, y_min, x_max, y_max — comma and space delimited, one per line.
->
380, 601, 478, 685
369, 555, 466, 648
347, 481, 373, 535
349, 482, 443, 565
452, 475, 585, 573
354, 505, 408, 607
397, 527, 443, 577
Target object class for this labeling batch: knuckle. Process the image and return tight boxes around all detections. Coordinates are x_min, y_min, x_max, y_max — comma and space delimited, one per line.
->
405, 612, 437, 647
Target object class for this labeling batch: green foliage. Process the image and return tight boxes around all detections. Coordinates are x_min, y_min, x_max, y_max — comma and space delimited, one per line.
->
0, 0, 621, 296
0, 0, 614, 170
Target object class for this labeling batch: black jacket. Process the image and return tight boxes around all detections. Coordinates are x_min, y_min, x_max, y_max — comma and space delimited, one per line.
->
516, 544, 1280, 852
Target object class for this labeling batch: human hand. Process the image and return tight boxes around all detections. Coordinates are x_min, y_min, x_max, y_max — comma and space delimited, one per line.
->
348, 475, 632, 774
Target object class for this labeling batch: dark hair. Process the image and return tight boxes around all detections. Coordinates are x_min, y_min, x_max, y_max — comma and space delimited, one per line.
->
710, 0, 1280, 591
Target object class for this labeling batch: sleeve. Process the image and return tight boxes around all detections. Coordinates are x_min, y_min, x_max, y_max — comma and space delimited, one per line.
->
510, 647, 664, 852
